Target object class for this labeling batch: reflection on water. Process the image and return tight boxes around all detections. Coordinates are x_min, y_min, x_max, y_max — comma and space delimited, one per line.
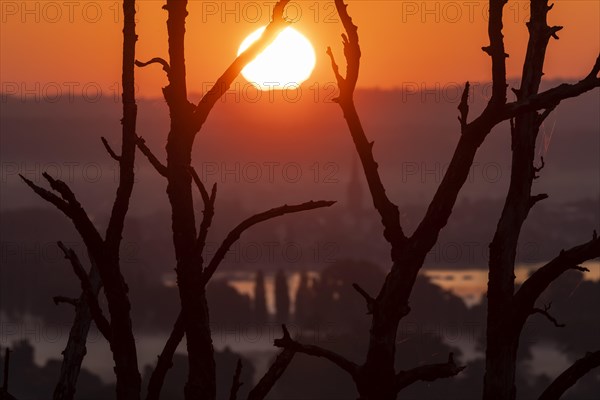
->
212, 261, 600, 310
0, 313, 281, 384
425, 261, 599, 307
2, 261, 597, 384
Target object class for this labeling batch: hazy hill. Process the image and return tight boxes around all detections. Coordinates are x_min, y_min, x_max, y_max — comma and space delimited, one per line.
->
2, 83, 598, 216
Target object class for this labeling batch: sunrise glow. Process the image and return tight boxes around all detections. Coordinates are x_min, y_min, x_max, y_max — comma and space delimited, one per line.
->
237, 26, 316, 90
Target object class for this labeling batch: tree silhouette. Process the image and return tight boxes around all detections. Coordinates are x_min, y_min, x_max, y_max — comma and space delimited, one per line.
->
19, 1, 331, 399
483, 4, 600, 400
1, 347, 16, 400
275, 269, 290, 322
20, 0, 141, 398
14, 0, 600, 399
273, 1, 600, 399
134, 1, 333, 399
538, 350, 600, 400
254, 270, 268, 324
294, 270, 312, 325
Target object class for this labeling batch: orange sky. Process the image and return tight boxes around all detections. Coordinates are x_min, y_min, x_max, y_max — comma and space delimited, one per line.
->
1, 1, 599, 99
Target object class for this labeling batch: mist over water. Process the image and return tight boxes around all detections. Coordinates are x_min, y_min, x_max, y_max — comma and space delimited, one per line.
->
2, 88, 599, 399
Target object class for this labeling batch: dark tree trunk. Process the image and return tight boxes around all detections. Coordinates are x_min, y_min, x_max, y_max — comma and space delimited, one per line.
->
103, 0, 141, 396
53, 262, 102, 400
27, 0, 142, 398
483, 2, 559, 399
164, 116, 216, 399
152, 2, 297, 397
160, 2, 216, 398
483, 324, 519, 400
145, 313, 185, 400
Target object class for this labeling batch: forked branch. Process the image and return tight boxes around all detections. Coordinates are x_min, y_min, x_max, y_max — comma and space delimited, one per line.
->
190, 166, 217, 255
57, 242, 110, 340
247, 347, 295, 400
136, 136, 168, 177
394, 352, 466, 392
530, 303, 565, 328
273, 325, 358, 377
327, 0, 405, 251
19, 174, 103, 254
327, 0, 360, 100
101, 137, 121, 161
201, 201, 335, 284
352, 283, 375, 314
192, 0, 291, 130
514, 236, 600, 312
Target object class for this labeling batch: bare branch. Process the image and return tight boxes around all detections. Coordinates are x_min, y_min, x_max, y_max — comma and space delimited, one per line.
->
135, 57, 170, 73
502, 60, 600, 120
537, 107, 556, 126
549, 26, 563, 40
329, 0, 360, 100
19, 175, 104, 255
535, 156, 546, 172
514, 236, 600, 315
146, 312, 185, 400
202, 201, 335, 284
53, 253, 102, 400
228, 359, 243, 400
482, 4, 595, 396
103, 0, 138, 260
42, 172, 78, 203
273, 325, 358, 377
529, 193, 549, 208
325, 46, 344, 93
198, 186, 217, 249
53, 296, 79, 307
412, 55, 600, 264
485, 0, 509, 106
247, 348, 295, 400
531, 303, 565, 328
436, 64, 600, 258
585, 53, 600, 80
190, 166, 217, 256
352, 283, 375, 314
395, 352, 465, 392
57, 242, 111, 341
538, 350, 600, 400
192, 0, 291, 131
410, 132, 484, 254
458, 82, 470, 131
409, 46, 587, 256
19, 174, 70, 214
326, 2, 405, 252
511, 87, 522, 101
136, 136, 168, 177
189, 166, 210, 206
101, 137, 121, 161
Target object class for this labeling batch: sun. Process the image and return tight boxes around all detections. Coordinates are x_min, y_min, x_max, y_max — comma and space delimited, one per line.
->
238, 26, 316, 90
